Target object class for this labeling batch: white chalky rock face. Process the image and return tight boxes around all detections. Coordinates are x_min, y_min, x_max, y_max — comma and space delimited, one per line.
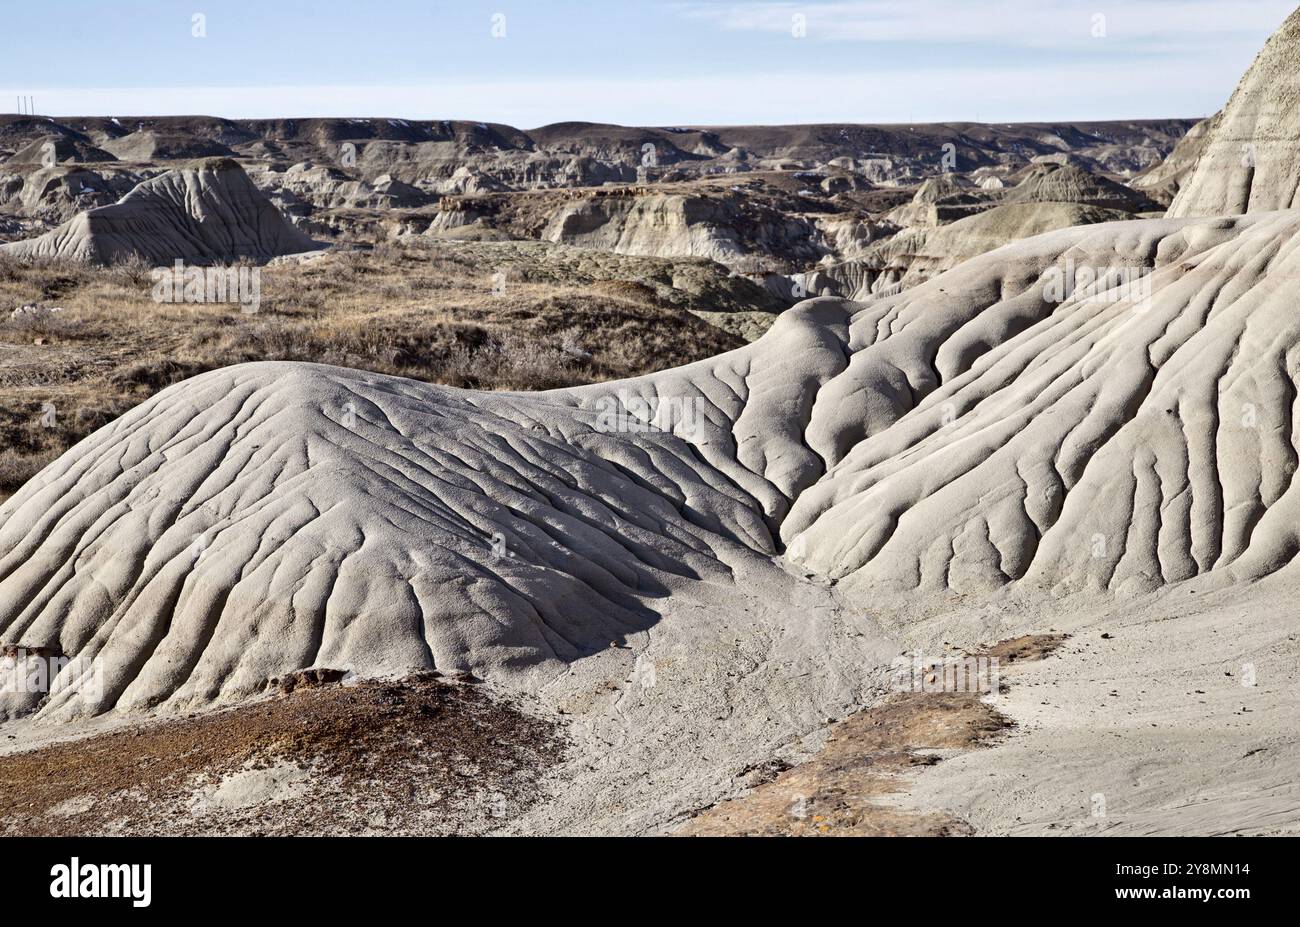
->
5, 210, 1300, 720
0, 158, 320, 264
1166, 7, 1300, 218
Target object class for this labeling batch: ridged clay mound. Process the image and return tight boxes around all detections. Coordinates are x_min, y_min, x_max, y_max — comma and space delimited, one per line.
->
0, 158, 321, 264
4, 208, 1300, 720
1166, 7, 1300, 217
847, 201, 1132, 294
885, 174, 990, 228
100, 131, 236, 162
3, 137, 117, 167
1006, 162, 1159, 213
784, 210, 1300, 599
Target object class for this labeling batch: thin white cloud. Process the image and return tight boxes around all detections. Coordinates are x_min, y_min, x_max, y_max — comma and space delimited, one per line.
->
675, 0, 1294, 48
0, 58, 1238, 126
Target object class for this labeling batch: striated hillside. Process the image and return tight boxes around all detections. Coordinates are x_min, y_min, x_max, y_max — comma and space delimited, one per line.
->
1166, 6, 1300, 217
4, 206, 1300, 723
0, 158, 320, 264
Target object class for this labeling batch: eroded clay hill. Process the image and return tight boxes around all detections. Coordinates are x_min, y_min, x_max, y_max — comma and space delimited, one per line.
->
1166, 6, 1300, 217
0, 158, 320, 264
3, 207, 1300, 721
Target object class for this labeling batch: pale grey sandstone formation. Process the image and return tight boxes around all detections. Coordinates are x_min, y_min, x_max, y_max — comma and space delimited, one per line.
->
1166, 7, 1300, 217
0, 158, 320, 264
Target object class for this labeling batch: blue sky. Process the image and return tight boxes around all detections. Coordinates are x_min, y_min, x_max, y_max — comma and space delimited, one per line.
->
2, 0, 1294, 125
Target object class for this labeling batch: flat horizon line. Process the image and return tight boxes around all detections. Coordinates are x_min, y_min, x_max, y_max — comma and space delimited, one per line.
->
0, 113, 1210, 130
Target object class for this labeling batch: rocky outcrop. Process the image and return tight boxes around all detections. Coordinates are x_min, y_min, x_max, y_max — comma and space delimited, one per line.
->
101, 131, 236, 162
822, 161, 1156, 297
825, 201, 1131, 296
256, 162, 432, 212
542, 192, 821, 270
885, 174, 993, 227
0, 159, 320, 264
1130, 117, 1214, 206
814, 216, 884, 260
1165, 7, 1300, 217
1005, 162, 1159, 213
544, 193, 743, 262
0, 166, 143, 224
3, 137, 116, 167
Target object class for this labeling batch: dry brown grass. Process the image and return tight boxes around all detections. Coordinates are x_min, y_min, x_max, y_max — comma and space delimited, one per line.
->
0, 241, 757, 498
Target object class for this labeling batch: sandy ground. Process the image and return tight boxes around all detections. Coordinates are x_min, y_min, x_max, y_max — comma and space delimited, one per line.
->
1, 553, 1294, 836
878, 577, 1300, 836
514, 564, 1299, 836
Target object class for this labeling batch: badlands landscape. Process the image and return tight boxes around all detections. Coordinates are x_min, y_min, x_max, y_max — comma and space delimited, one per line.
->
1, 10, 1298, 839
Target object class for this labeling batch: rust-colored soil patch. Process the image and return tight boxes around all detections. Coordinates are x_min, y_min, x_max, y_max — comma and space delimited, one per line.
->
678, 633, 1068, 836
0, 673, 564, 836
678, 692, 1004, 836
976, 632, 1070, 665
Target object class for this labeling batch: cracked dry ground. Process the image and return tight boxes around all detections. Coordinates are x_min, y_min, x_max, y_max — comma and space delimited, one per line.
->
677, 634, 1068, 836
0, 674, 565, 836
